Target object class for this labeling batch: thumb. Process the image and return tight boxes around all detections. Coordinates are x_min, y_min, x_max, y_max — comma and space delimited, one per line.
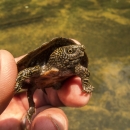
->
0, 50, 17, 114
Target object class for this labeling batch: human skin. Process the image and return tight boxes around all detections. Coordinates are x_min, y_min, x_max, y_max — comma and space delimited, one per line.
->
0, 49, 91, 130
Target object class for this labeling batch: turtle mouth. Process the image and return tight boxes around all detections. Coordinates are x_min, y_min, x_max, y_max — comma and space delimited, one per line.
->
79, 51, 84, 57
76, 51, 84, 59
78, 45, 85, 57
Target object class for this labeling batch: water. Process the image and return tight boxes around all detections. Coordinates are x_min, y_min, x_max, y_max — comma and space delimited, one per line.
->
0, 0, 130, 129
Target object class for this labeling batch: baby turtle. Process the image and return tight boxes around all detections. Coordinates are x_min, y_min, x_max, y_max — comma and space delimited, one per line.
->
15, 37, 94, 123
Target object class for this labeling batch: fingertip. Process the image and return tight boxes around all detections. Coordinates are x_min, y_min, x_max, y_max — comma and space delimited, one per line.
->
0, 50, 17, 113
71, 39, 81, 45
31, 108, 68, 130
57, 76, 91, 107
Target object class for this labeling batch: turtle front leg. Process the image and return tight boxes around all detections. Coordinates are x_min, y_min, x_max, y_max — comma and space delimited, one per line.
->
15, 65, 41, 93
75, 64, 94, 93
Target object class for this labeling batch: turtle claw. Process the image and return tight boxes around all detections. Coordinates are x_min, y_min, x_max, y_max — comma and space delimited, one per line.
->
26, 107, 35, 123
26, 116, 31, 124
82, 83, 94, 93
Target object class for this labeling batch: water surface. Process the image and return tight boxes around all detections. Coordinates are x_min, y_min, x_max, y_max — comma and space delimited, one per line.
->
0, 0, 130, 129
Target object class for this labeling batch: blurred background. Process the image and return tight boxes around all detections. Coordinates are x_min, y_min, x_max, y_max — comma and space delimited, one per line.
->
0, 0, 130, 129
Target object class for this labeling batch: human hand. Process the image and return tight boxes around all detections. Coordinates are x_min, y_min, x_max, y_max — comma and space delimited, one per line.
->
0, 50, 91, 130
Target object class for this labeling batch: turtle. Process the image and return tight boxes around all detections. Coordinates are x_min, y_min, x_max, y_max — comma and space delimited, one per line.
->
15, 37, 94, 123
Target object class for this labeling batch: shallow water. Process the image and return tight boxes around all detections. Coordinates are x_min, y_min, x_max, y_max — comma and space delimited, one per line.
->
0, 0, 130, 129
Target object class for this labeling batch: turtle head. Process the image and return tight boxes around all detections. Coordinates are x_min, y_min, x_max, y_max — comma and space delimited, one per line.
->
48, 45, 85, 69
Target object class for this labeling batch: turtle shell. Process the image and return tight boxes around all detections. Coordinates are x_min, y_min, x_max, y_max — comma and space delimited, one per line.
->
17, 37, 88, 72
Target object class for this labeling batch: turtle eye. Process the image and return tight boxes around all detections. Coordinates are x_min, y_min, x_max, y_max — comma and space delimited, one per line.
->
67, 48, 73, 54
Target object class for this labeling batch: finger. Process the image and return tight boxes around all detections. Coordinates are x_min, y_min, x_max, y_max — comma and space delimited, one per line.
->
32, 76, 91, 108
0, 96, 26, 129
30, 107, 68, 130
0, 50, 17, 114
57, 76, 91, 107
71, 39, 81, 45
15, 54, 26, 63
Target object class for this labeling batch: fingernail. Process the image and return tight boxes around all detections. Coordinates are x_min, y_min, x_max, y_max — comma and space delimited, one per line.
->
33, 116, 59, 130
32, 114, 66, 130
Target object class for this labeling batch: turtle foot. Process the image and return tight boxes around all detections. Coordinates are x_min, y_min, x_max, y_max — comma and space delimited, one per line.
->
26, 107, 35, 124
83, 86, 94, 93
83, 83, 94, 93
